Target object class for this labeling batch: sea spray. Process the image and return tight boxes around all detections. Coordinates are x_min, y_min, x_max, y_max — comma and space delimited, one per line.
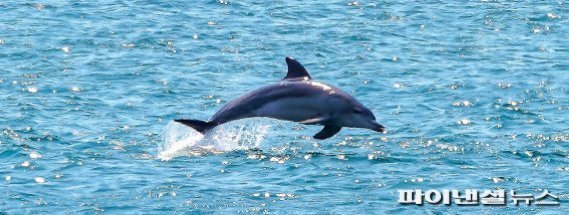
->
158, 119, 271, 160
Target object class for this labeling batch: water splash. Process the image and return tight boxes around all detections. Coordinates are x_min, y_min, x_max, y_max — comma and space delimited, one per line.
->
157, 119, 271, 160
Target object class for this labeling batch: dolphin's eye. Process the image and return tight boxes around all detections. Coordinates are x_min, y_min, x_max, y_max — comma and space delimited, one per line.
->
353, 109, 363, 114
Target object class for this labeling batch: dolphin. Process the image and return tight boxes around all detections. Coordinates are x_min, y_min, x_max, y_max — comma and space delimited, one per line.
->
175, 57, 385, 140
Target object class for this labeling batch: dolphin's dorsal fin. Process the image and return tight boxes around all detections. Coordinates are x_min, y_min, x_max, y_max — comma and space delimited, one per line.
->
284, 57, 311, 80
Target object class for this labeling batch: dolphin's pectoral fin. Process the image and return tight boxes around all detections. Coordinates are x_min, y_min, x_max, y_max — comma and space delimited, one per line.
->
313, 125, 342, 140
300, 116, 329, 125
284, 57, 311, 80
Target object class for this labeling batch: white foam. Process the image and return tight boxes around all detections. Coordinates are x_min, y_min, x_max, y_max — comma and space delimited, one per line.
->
157, 119, 271, 160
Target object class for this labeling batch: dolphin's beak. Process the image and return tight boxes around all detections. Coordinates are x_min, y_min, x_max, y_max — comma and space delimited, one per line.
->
371, 121, 386, 133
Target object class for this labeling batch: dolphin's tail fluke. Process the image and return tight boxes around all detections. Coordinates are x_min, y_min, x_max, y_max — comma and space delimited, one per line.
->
174, 119, 216, 134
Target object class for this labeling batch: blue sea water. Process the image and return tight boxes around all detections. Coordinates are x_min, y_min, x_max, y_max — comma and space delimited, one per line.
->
1, 0, 568, 213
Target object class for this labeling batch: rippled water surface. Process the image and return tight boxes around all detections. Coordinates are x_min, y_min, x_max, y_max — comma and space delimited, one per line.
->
1, 0, 568, 213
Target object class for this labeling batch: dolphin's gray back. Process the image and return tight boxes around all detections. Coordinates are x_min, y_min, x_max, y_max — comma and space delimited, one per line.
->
210, 80, 343, 125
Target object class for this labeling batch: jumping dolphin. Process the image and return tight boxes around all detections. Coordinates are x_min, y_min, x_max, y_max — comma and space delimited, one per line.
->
175, 57, 385, 140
